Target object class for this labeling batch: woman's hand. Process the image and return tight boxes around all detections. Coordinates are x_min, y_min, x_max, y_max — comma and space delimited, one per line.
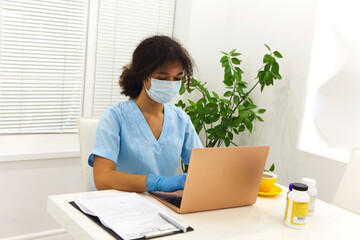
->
146, 173, 187, 192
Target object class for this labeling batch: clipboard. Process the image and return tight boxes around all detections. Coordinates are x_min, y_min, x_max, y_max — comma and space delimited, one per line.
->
69, 201, 194, 239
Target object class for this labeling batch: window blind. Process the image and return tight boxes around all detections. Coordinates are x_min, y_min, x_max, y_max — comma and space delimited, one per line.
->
93, 0, 176, 118
0, 0, 88, 134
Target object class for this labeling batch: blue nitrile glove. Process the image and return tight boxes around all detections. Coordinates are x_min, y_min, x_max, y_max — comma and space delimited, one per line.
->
146, 173, 187, 192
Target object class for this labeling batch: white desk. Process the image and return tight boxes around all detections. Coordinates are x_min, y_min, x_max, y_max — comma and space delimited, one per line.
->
47, 187, 360, 240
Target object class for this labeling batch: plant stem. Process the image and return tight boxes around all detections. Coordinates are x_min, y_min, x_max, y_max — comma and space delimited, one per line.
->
203, 122, 208, 146
237, 80, 259, 106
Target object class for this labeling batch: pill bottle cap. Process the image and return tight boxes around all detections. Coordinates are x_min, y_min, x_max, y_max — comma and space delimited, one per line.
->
292, 183, 308, 191
301, 178, 316, 187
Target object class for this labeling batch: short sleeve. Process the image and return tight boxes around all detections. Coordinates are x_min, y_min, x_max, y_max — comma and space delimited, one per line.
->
181, 115, 203, 164
88, 107, 122, 167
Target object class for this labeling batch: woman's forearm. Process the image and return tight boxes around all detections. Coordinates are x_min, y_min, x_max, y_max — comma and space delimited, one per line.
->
93, 156, 147, 192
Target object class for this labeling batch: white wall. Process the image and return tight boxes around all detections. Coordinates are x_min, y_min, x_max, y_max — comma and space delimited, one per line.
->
184, 0, 347, 202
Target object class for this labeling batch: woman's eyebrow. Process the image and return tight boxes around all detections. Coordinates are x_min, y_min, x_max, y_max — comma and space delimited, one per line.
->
156, 71, 169, 75
156, 71, 183, 75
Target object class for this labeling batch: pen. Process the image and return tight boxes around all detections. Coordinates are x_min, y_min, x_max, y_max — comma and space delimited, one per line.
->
144, 229, 174, 239
159, 212, 187, 232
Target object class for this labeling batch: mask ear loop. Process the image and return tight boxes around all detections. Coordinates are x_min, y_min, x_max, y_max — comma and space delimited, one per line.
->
144, 77, 150, 91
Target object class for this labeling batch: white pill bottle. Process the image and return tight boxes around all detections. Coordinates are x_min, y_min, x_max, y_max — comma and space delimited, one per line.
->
284, 183, 310, 229
302, 178, 317, 216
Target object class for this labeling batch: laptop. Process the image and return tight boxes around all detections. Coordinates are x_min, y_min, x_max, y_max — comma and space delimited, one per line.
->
149, 146, 270, 214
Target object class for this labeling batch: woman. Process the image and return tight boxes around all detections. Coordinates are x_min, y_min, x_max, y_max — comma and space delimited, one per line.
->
88, 35, 203, 193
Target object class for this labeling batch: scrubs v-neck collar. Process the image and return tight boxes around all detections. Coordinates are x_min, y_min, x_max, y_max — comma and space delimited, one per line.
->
129, 99, 170, 149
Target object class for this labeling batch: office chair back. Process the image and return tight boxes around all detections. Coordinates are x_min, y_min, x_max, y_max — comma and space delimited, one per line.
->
333, 147, 360, 214
77, 118, 99, 192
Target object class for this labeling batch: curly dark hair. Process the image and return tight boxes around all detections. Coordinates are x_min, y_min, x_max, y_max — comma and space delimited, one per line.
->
119, 35, 194, 99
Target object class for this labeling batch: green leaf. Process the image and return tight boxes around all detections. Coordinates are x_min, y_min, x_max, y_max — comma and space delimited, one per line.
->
224, 66, 232, 83
269, 163, 275, 172
220, 51, 228, 55
233, 72, 240, 81
237, 105, 246, 110
198, 84, 207, 93
260, 83, 265, 92
204, 89, 212, 100
186, 106, 196, 112
212, 114, 220, 122
248, 104, 257, 109
220, 56, 228, 63
238, 125, 245, 132
264, 71, 273, 86
234, 95, 240, 105
257, 109, 266, 114
228, 132, 234, 140
218, 130, 226, 139
234, 128, 239, 134
264, 63, 270, 72
226, 108, 234, 114
264, 44, 271, 52
212, 91, 220, 99
204, 117, 213, 124
224, 79, 233, 87
179, 85, 186, 95
231, 58, 241, 65
225, 65, 232, 75
224, 91, 233, 97
224, 138, 230, 147
231, 52, 241, 56
197, 98, 205, 107
209, 97, 217, 103
236, 87, 244, 96
189, 78, 198, 87
235, 67, 244, 74
263, 54, 272, 64
244, 118, 253, 133
220, 99, 231, 105
271, 72, 282, 80
273, 51, 283, 58
231, 117, 242, 126
256, 116, 264, 122
188, 99, 197, 107
229, 49, 236, 54
257, 70, 265, 82
271, 61, 279, 74
206, 102, 218, 108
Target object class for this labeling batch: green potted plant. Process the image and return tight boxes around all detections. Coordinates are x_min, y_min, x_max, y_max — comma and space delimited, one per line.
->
176, 44, 283, 173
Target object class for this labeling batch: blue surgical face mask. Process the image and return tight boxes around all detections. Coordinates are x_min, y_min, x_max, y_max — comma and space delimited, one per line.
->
144, 77, 181, 104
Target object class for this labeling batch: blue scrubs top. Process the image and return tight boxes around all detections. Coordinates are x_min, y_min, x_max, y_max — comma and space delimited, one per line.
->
88, 99, 203, 176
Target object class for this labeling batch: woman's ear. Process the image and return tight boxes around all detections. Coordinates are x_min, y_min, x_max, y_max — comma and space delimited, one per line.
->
144, 77, 151, 90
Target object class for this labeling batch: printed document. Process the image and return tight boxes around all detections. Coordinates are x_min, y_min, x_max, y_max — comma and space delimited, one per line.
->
75, 193, 185, 240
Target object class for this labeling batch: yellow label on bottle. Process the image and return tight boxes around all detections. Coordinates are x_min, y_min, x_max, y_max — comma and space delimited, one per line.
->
309, 196, 316, 213
290, 201, 309, 225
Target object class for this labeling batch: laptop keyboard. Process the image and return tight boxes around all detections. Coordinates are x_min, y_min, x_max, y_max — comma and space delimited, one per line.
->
163, 196, 182, 208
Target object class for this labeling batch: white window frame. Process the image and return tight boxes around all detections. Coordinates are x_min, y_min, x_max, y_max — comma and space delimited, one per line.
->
0, 0, 186, 163
0, 0, 95, 162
